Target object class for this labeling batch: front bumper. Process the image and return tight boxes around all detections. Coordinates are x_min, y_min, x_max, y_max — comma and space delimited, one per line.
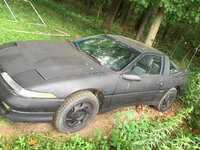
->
0, 75, 64, 122
0, 102, 54, 122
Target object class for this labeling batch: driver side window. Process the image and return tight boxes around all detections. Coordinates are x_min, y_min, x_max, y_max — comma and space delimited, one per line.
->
131, 55, 162, 76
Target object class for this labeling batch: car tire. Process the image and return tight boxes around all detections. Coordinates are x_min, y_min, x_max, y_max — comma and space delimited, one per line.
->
53, 91, 99, 133
155, 87, 177, 112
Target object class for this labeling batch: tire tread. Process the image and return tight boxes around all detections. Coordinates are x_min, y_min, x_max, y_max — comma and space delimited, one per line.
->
53, 91, 98, 133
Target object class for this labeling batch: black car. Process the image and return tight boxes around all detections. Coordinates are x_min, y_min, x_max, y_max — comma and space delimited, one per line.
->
0, 34, 188, 132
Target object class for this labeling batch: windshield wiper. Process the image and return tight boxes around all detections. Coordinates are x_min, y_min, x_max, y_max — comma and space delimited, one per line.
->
72, 41, 82, 51
84, 51, 102, 66
72, 42, 102, 66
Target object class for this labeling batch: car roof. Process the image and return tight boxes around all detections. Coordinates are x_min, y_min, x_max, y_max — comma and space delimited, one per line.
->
106, 34, 164, 55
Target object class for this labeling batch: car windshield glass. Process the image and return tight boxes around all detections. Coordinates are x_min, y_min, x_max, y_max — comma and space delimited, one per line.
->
74, 35, 140, 71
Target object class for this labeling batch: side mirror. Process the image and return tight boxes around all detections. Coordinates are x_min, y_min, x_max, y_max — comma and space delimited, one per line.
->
122, 74, 141, 81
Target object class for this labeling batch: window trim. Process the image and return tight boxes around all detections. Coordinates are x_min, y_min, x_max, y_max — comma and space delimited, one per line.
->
75, 35, 141, 72
122, 53, 164, 76
169, 60, 181, 74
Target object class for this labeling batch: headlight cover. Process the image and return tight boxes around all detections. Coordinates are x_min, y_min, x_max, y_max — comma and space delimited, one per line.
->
1, 72, 56, 98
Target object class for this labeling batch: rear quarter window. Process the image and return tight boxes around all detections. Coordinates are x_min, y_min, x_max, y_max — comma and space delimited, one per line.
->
170, 60, 180, 74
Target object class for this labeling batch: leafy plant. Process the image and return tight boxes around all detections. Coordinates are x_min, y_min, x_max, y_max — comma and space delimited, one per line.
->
63, 135, 95, 150
1, 108, 199, 150
0, 139, 6, 150
183, 72, 200, 129
160, 128, 200, 150
109, 108, 192, 150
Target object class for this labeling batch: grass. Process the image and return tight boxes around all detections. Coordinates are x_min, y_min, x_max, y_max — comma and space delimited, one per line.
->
0, 108, 200, 150
0, 0, 68, 44
0, 0, 124, 45
0, 1, 67, 43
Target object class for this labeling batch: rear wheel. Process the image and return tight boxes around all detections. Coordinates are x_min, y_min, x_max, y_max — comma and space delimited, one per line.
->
54, 91, 99, 133
155, 87, 177, 112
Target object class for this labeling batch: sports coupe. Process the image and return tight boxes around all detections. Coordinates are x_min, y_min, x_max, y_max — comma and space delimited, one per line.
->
0, 34, 188, 132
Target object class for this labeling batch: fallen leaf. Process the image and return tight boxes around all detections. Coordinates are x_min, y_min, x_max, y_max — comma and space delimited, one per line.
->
29, 139, 37, 146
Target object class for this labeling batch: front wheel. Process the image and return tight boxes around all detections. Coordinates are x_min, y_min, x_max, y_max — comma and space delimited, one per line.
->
155, 87, 177, 112
53, 91, 99, 133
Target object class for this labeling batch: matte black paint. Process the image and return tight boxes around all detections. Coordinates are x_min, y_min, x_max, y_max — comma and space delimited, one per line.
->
0, 34, 188, 122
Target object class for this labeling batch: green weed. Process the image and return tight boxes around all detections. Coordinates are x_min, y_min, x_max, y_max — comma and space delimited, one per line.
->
183, 71, 200, 129
1, 108, 199, 150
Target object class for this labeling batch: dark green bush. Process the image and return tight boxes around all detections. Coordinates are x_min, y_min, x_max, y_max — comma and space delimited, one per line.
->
160, 128, 200, 150
183, 72, 200, 129
109, 108, 193, 150
0, 139, 6, 150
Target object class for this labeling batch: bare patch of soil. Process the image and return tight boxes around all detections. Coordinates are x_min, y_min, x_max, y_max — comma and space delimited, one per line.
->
0, 101, 183, 138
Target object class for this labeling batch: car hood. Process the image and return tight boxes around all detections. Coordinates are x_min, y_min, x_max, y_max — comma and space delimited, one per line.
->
0, 41, 105, 80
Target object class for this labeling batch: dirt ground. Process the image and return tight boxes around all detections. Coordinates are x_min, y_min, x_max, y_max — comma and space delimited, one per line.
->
0, 101, 183, 138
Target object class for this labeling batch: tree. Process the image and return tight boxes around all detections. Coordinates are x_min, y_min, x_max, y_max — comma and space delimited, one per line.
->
135, 3, 155, 40
102, 0, 123, 29
96, 1, 106, 18
57, 0, 64, 2
161, 21, 170, 41
145, 0, 200, 46
145, 7, 164, 46
122, 1, 135, 29
85, 0, 93, 9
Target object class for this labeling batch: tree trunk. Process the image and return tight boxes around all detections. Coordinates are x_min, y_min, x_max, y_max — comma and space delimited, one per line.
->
122, 2, 134, 29
97, 3, 104, 18
114, 1, 125, 22
85, 0, 93, 10
135, 4, 155, 41
169, 28, 184, 57
145, 7, 164, 46
57, 0, 64, 2
161, 22, 170, 41
85, 0, 91, 8
102, 0, 123, 29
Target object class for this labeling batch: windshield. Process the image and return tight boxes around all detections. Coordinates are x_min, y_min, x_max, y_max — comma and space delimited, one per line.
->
74, 35, 140, 71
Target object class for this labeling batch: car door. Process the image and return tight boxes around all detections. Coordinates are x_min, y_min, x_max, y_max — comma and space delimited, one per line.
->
110, 53, 166, 108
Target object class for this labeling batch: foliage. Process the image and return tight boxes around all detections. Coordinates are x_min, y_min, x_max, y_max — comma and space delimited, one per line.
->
109, 108, 193, 150
0, 0, 125, 46
183, 72, 200, 129
1, 108, 198, 150
184, 25, 200, 48
9, 134, 95, 150
63, 136, 95, 150
129, 0, 151, 8
0, 139, 6, 150
160, 128, 200, 150
159, 0, 199, 21
0, 0, 66, 44
129, 0, 200, 23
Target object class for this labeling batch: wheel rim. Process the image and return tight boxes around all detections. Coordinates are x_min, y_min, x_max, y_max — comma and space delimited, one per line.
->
161, 92, 176, 111
64, 102, 92, 127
